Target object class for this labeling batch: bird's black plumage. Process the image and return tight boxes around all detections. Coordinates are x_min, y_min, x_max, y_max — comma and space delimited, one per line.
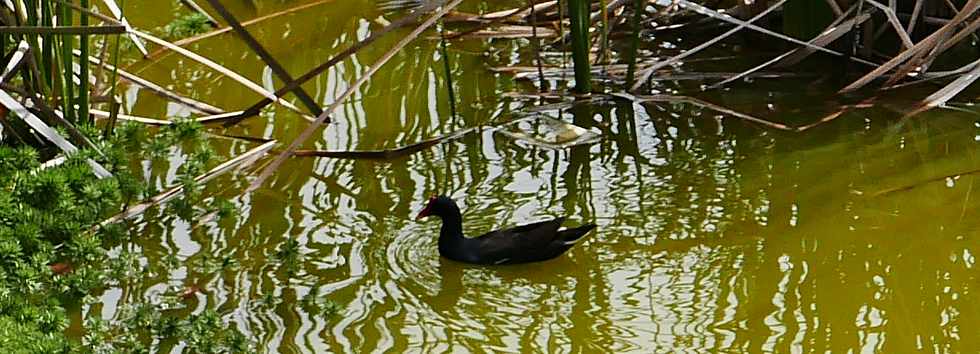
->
416, 196, 596, 265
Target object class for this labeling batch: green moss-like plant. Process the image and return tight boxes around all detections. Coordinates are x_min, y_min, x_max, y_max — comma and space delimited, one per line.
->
0, 120, 253, 351
160, 13, 214, 40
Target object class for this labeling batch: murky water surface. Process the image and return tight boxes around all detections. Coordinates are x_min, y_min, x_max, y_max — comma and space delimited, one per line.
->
102, 0, 980, 352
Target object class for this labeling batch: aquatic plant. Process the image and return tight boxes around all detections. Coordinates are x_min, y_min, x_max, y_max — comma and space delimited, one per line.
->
568, 0, 592, 93
160, 12, 214, 40
0, 119, 257, 351
0, 1, 348, 351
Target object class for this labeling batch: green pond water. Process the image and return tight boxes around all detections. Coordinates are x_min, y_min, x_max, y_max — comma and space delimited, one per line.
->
101, 0, 980, 352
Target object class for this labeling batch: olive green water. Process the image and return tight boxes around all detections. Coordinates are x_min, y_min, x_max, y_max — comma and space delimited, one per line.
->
103, 1, 980, 352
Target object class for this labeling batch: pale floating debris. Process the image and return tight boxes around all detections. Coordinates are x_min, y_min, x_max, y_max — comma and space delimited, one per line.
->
497, 116, 601, 149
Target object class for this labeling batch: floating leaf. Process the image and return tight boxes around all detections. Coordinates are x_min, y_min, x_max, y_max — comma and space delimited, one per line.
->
497, 116, 601, 149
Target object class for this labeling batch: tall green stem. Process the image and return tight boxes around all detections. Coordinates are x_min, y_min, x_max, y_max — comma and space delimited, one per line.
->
529, 0, 545, 91
625, 0, 643, 86
598, 0, 608, 63
23, 0, 40, 92
106, 0, 125, 137
568, 0, 592, 93
59, 3, 75, 122
78, 0, 90, 123
41, 0, 54, 90
438, 23, 457, 122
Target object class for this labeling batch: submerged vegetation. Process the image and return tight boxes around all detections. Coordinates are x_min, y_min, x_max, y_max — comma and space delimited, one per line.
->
159, 13, 214, 40
0, 143, 111, 352
0, 1, 262, 349
0, 120, 251, 352
1, 0, 980, 351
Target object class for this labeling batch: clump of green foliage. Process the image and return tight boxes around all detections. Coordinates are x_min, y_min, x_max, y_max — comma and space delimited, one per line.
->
159, 13, 214, 40
0, 136, 132, 352
301, 292, 343, 319
274, 238, 303, 276
0, 120, 249, 352
84, 306, 250, 353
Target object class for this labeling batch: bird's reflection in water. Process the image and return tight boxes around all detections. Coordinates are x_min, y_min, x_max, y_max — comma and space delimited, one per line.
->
428, 257, 465, 314
427, 251, 583, 311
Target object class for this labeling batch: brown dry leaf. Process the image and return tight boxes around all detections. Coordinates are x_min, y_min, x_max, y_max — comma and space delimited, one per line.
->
50, 263, 73, 275
180, 285, 205, 300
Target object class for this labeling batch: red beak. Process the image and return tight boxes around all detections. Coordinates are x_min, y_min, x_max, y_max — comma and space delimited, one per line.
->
416, 196, 435, 221
415, 208, 430, 221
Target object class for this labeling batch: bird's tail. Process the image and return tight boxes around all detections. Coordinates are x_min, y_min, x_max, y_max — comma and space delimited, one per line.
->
558, 224, 597, 245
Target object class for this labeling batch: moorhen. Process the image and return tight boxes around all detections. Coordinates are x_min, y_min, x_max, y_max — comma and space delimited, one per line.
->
415, 195, 596, 265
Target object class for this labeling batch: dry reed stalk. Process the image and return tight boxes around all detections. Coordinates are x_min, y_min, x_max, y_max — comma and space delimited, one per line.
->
450, 25, 558, 39
671, 0, 873, 64
227, 2, 439, 124
89, 109, 244, 125
178, 0, 219, 26
0, 25, 126, 34
291, 127, 477, 159
247, 0, 465, 193
886, 57, 980, 89
885, 16, 980, 93
590, 0, 628, 25
840, 0, 980, 93
147, 0, 335, 59
0, 89, 112, 178
0, 40, 29, 83
825, 0, 843, 16
903, 62, 980, 117
907, 0, 924, 34
89, 109, 171, 125
711, 11, 871, 89
55, 1, 313, 117
773, 3, 862, 67
871, 166, 980, 197
795, 97, 879, 132
863, 0, 914, 49
630, 0, 787, 92
131, 30, 311, 117
99, 0, 149, 56
79, 52, 224, 114
26, 92, 106, 156
97, 140, 277, 227
479, 0, 557, 20
882, 16, 980, 86
796, 109, 849, 132
612, 92, 796, 131
929, 15, 980, 60
40, 156, 68, 170
203, 0, 323, 116
444, 3, 536, 40
553, 0, 629, 48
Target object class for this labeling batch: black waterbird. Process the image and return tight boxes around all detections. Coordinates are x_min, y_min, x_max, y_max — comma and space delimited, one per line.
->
415, 196, 597, 265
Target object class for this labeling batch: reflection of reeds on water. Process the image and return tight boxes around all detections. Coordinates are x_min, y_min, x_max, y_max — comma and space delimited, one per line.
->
479, 0, 980, 122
